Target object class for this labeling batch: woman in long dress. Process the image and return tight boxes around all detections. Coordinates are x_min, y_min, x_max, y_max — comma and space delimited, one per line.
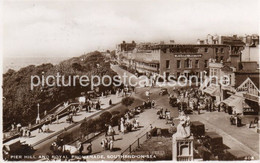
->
120, 121, 125, 133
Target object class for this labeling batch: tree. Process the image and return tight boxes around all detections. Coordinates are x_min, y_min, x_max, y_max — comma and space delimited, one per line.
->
110, 50, 117, 59
121, 97, 135, 108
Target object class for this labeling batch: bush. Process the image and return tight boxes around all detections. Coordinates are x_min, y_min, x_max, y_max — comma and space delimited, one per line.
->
80, 119, 95, 135
111, 110, 120, 115
122, 97, 135, 107
93, 117, 104, 132
120, 108, 129, 116
99, 111, 112, 124
110, 115, 120, 126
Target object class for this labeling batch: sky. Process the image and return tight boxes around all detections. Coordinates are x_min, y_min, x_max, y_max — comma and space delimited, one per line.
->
2, 0, 259, 58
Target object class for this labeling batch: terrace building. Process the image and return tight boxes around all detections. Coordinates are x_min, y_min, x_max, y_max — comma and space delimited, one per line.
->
116, 38, 244, 80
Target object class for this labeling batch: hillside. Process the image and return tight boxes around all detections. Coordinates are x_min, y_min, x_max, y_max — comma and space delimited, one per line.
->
2, 51, 117, 130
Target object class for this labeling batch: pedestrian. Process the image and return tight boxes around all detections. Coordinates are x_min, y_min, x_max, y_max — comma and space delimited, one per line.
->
118, 119, 121, 131
42, 124, 46, 133
49, 116, 52, 124
109, 99, 112, 105
17, 123, 22, 132
108, 125, 115, 141
105, 124, 109, 136
151, 100, 155, 109
56, 115, 59, 124
38, 124, 43, 133
109, 139, 114, 151
120, 120, 125, 133
19, 128, 23, 137
101, 138, 108, 150
78, 142, 83, 155
87, 142, 92, 154
164, 109, 168, 116
11, 124, 15, 131
28, 129, 31, 137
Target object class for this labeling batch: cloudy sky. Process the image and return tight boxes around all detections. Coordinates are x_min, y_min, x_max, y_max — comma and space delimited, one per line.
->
3, 0, 259, 58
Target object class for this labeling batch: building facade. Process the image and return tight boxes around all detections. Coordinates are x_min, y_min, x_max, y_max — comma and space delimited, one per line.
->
117, 42, 234, 79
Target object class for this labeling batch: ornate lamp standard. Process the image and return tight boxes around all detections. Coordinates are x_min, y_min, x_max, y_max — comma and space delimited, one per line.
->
36, 103, 40, 124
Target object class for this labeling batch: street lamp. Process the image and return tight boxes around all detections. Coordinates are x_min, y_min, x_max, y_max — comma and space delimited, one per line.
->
36, 103, 40, 124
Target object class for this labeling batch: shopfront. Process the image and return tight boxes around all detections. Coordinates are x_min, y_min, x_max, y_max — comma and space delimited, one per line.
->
236, 77, 260, 115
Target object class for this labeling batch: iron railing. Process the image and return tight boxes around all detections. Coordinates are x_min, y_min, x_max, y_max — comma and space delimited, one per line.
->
114, 131, 150, 161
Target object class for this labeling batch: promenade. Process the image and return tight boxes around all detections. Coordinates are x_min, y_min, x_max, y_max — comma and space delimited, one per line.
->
87, 105, 173, 161
3, 94, 123, 147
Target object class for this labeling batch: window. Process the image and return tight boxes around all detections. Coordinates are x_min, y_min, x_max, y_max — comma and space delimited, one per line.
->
220, 56, 224, 61
204, 60, 208, 68
221, 48, 224, 53
185, 59, 192, 68
166, 60, 170, 69
195, 60, 199, 68
215, 48, 218, 53
177, 72, 180, 78
216, 56, 219, 61
204, 48, 208, 53
166, 72, 170, 80
177, 60, 181, 69
196, 72, 199, 77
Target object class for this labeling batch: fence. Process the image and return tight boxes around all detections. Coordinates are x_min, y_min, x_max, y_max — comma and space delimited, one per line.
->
114, 131, 150, 161
3, 103, 79, 143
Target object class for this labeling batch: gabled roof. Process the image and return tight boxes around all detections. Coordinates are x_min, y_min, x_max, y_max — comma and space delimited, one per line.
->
235, 75, 249, 88
236, 76, 260, 91
221, 65, 233, 72
249, 77, 259, 90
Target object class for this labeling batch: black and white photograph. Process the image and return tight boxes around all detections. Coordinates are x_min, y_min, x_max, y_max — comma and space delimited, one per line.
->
1, 0, 259, 162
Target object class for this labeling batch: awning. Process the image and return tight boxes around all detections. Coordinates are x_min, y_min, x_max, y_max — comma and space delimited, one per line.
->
222, 95, 246, 114
203, 85, 219, 96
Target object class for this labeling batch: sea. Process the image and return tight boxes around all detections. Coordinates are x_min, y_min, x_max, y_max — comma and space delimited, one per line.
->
2, 57, 68, 74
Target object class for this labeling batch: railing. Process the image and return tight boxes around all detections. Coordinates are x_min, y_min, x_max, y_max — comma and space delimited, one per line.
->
3, 103, 79, 143
114, 131, 150, 161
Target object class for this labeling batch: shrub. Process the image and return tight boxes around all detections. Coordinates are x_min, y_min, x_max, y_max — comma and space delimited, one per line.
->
93, 117, 104, 132
110, 115, 120, 126
99, 111, 112, 124
111, 110, 120, 115
121, 97, 135, 108
80, 119, 95, 135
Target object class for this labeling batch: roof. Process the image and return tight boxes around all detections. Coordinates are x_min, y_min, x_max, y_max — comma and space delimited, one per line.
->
235, 74, 260, 89
235, 75, 248, 88
249, 77, 260, 89
221, 65, 233, 72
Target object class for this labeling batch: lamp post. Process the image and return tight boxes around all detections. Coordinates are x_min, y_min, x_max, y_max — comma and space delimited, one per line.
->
36, 103, 40, 124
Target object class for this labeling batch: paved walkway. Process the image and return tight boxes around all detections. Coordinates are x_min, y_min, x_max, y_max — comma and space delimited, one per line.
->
3, 94, 122, 147
86, 106, 173, 161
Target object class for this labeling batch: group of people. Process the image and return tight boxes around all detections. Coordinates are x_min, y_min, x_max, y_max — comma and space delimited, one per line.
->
19, 127, 31, 137
119, 109, 140, 133
157, 108, 170, 120
142, 99, 155, 109
38, 123, 50, 133
101, 137, 114, 151
83, 99, 101, 112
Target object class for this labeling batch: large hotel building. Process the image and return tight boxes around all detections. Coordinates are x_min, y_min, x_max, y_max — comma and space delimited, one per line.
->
116, 35, 246, 79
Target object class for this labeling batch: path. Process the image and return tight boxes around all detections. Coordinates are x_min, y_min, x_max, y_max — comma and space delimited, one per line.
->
3, 94, 122, 147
